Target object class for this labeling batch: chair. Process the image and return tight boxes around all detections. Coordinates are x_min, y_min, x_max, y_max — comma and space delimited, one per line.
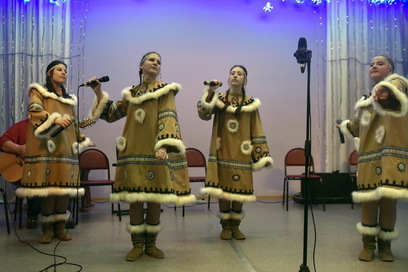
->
177, 147, 209, 217
283, 148, 325, 211
0, 186, 10, 234
74, 148, 121, 225
348, 150, 358, 209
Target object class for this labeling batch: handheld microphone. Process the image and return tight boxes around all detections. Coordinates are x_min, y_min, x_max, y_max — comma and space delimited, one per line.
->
336, 119, 345, 144
79, 76, 110, 87
51, 116, 77, 138
204, 81, 222, 87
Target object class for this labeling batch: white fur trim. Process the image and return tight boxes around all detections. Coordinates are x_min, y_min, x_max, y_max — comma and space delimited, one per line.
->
372, 74, 408, 117
15, 187, 84, 198
354, 137, 360, 152
355, 95, 373, 110
200, 87, 219, 110
54, 212, 70, 222
123, 82, 181, 105
352, 189, 382, 203
145, 223, 163, 233
110, 191, 179, 204
28, 83, 77, 106
34, 112, 62, 139
175, 195, 197, 206
252, 156, 274, 171
116, 136, 126, 152
219, 191, 256, 203
215, 97, 261, 114
40, 214, 58, 223
89, 91, 110, 120
230, 210, 245, 220
217, 212, 231, 220
134, 109, 146, 124
360, 110, 372, 127
381, 187, 408, 199
339, 119, 355, 140
200, 187, 223, 196
378, 228, 399, 241
154, 138, 186, 156
240, 140, 252, 155
375, 125, 385, 144
127, 223, 146, 234
227, 119, 239, 133
72, 137, 91, 155
357, 222, 380, 236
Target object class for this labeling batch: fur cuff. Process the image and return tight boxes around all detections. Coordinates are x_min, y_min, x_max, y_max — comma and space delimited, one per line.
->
219, 191, 256, 203
378, 228, 399, 241
40, 214, 58, 223
230, 210, 245, 220
372, 74, 408, 117
89, 91, 110, 120
252, 156, 274, 171
339, 120, 355, 140
72, 137, 91, 155
154, 138, 186, 156
217, 211, 232, 220
54, 212, 70, 222
127, 223, 146, 234
200, 87, 218, 110
145, 223, 163, 233
357, 222, 380, 236
34, 112, 62, 139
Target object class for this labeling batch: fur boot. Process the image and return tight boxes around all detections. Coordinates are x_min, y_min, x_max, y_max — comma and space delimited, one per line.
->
53, 213, 72, 241
230, 211, 246, 240
144, 223, 164, 259
218, 212, 232, 240
126, 223, 146, 261
378, 228, 399, 262
357, 223, 380, 261
39, 222, 53, 244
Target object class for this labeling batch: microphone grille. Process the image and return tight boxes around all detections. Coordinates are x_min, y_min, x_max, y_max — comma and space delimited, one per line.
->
336, 119, 342, 124
298, 37, 307, 49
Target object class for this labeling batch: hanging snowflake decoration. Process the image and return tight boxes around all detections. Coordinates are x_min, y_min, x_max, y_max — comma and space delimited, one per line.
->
263, 2, 274, 12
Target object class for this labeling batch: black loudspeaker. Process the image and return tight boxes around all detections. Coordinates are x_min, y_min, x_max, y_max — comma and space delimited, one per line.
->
294, 172, 353, 204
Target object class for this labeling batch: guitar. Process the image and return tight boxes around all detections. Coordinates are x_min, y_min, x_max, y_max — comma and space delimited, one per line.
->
0, 118, 96, 182
0, 152, 24, 182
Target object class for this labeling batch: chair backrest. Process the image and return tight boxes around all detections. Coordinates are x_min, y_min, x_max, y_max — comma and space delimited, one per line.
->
349, 150, 358, 173
79, 148, 111, 180
185, 148, 207, 169
284, 148, 315, 175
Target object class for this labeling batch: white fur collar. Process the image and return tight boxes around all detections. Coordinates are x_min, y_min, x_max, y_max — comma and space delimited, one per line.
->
122, 82, 181, 105
28, 83, 77, 105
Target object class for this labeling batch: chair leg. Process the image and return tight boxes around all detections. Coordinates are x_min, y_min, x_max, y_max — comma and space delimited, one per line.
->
118, 203, 122, 221
285, 179, 289, 211
207, 195, 211, 210
1, 189, 10, 234
182, 205, 185, 217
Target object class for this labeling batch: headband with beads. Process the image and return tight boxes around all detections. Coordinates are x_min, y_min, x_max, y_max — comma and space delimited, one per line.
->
372, 56, 393, 72
47, 63, 67, 74
140, 53, 161, 65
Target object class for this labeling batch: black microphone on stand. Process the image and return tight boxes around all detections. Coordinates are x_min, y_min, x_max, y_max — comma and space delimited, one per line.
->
51, 116, 77, 138
294, 37, 311, 74
79, 76, 110, 87
336, 119, 345, 144
203, 81, 223, 87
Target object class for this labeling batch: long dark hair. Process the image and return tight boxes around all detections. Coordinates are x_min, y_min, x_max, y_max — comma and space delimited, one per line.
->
45, 60, 68, 98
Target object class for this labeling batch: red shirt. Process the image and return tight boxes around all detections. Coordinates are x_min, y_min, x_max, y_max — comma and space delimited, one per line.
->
0, 119, 28, 150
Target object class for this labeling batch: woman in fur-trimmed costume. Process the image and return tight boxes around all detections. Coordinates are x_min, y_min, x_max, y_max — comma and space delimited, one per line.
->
339, 56, 408, 262
16, 60, 91, 244
88, 52, 195, 261
197, 65, 273, 240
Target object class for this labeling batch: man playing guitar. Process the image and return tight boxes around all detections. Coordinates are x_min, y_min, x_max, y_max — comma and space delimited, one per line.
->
0, 119, 41, 229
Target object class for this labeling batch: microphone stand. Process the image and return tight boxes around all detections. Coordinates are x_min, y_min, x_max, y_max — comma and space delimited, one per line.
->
295, 47, 312, 272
